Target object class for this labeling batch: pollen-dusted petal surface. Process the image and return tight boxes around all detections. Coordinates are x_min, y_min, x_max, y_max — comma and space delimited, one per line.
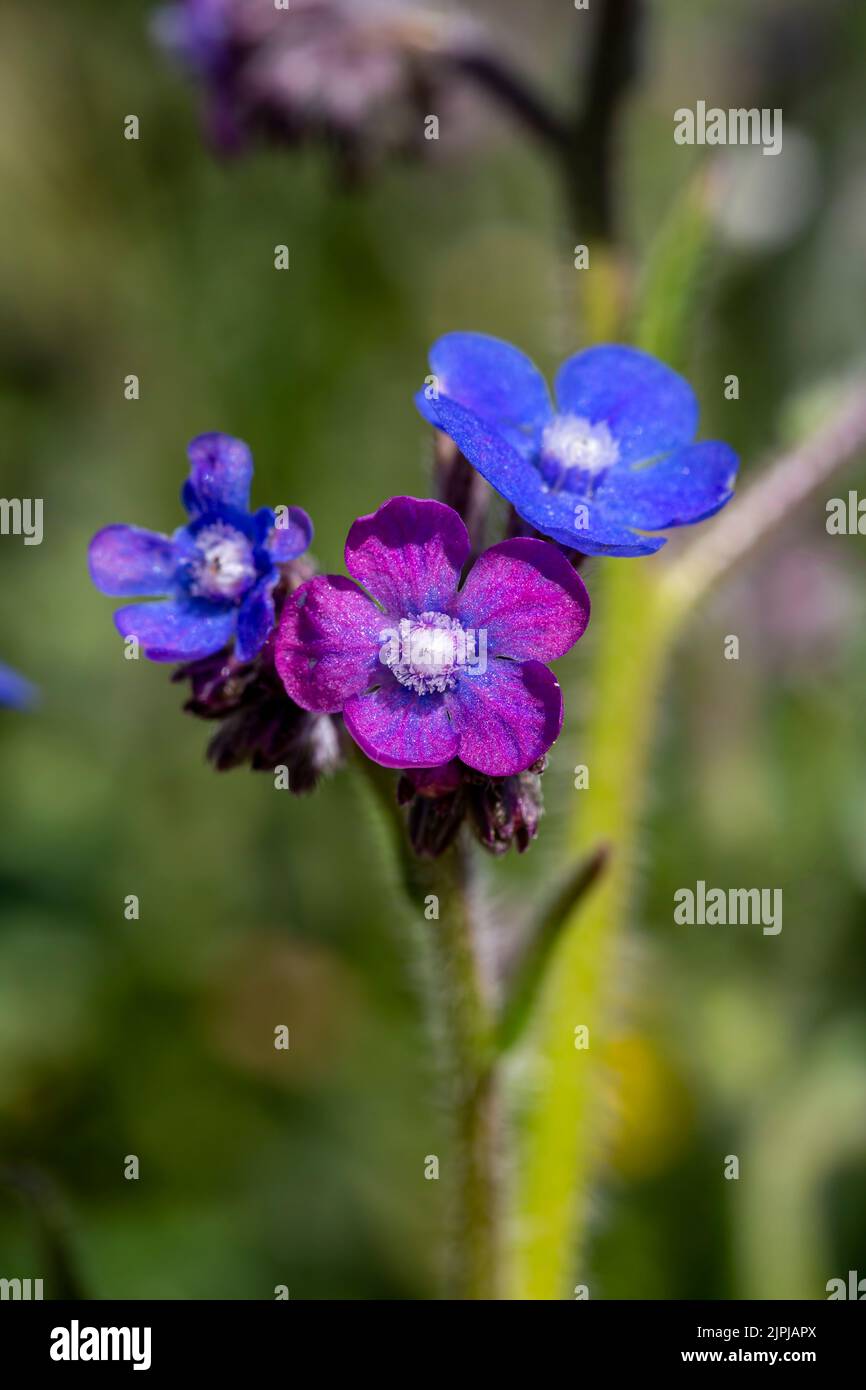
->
113, 597, 236, 662
343, 679, 460, 769
451, 537, 590, 661
417, 331, 552, 456
554, 345, 699, 466
448, 658, 563, 776
276, 574, 382, 714
345, 496, 470, 615
183, 432, 254, 516
595, 440, 739, 530
88, 525, 177, 597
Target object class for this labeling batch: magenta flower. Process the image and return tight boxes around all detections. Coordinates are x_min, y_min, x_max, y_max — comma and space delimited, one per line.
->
275, 496, 590, 777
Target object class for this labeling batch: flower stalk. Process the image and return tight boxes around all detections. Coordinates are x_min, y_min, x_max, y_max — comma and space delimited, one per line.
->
356, 754, 501, 1299
509, 378, 866, 1297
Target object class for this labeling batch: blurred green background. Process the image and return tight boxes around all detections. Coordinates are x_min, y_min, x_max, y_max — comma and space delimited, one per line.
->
1, 0, 865, 1299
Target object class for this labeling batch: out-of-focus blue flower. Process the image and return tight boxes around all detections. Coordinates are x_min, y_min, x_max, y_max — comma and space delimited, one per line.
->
89, 434, 312, 663
416, 334, 739, 557
0, 662, 37, 710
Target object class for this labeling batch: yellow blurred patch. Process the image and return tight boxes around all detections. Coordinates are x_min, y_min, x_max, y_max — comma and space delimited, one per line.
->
605, 1034, 692, 1180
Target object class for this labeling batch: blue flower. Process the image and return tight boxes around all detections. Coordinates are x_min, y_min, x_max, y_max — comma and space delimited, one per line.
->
89, 433, 313, 662
416, 334, 739, 557
0, 662, 37, 710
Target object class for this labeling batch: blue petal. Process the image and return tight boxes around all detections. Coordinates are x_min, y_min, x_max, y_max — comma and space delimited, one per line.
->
114, 598, 236, 662
264, 505, 314, 563
418, 332, 552, 457
235, 579, 276, 662
0, 662, 37, 710
183, 433, 254, 517
422, 396, 665, 556
555, 346, 699, 465
599, 441, 739, 530
418, 395, 531, 505
89, 524, 177, 597
516, 494, 668, 557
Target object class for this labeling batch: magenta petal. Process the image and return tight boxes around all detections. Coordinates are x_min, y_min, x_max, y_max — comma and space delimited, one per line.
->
449, 659, 563, 776
344, 679, 459, 769
114, 598, 235, 661
452, 538, 590, 662
275, 574, 382, 714
89, 525, 176, 597
345, 497, 470, 616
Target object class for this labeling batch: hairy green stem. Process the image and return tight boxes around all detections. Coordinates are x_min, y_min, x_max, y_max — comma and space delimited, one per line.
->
355, 755, 500, 1298
510, 560, 669, 1298
509, 378, 866, 1297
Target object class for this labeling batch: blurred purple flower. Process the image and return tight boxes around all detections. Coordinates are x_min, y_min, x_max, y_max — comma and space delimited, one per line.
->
0, 662, 37, 710
89, 433, 312, 663
154, 0, 479, 163
275, 495, 589, 777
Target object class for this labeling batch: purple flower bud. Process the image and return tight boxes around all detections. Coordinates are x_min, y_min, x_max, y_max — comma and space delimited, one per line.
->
397, 756, 545, 857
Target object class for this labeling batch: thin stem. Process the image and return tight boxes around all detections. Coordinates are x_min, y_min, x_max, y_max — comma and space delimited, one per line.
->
453, 49, 570, 153
424, 840, 501, 1299
660, 380, 866, 623
509, 379, 866, 1296
566, 0, 644, 241
354, 754, 500, 1298
509, 561, 665, 1298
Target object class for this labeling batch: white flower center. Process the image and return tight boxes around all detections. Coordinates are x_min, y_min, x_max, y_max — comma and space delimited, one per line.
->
540, 413, 619, 484
191, 523, 257, 601
382, 611, 464, 695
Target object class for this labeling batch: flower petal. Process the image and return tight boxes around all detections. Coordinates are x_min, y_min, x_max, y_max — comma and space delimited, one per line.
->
596, 440, 739, 530
114, 598, 236, 662
183, 433, 254, 516
0, 662, 37, 710
343, 679, 459, 769
417, 332, 552, 456
265, 505, 314, 563
518, 494, 668, 557
452, 537, 590, 661
275, 574, 382, 714
344, 496, 469, 616
421, 397, 666, 556
418, 396, 534, 513
88, 525, 177, 597
554, 346, 699, 465
449, 659, 563, 777
235, 579, 277, 663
